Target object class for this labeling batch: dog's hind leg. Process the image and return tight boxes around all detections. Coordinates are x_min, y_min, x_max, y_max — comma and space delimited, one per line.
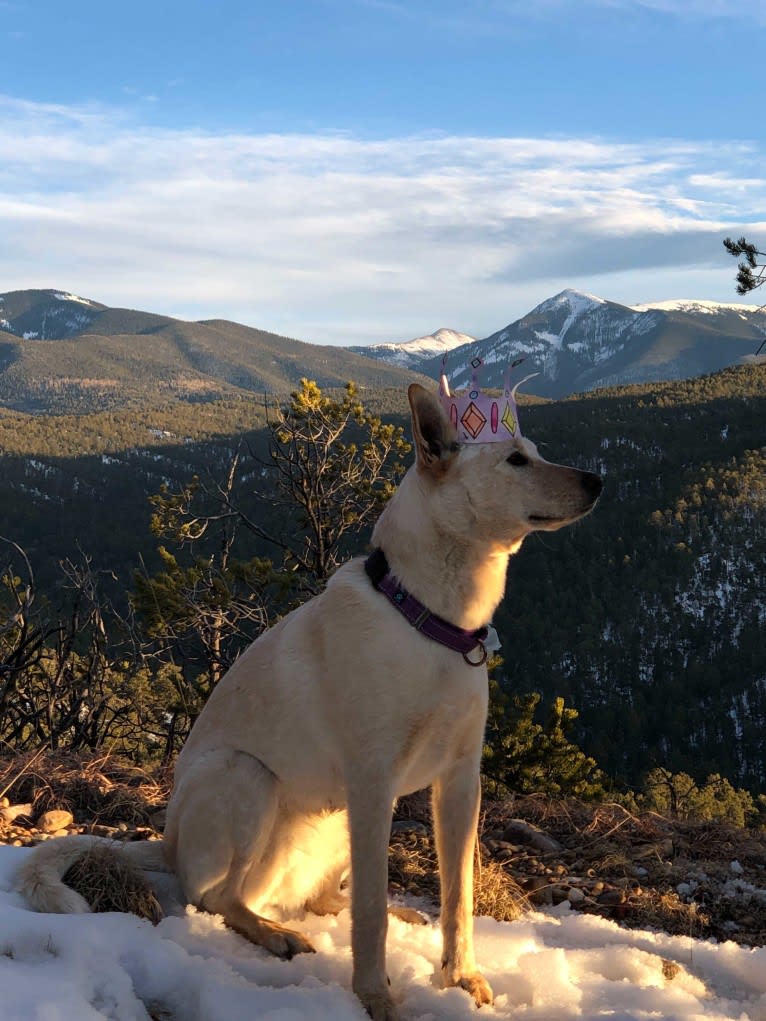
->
164, 747, 315, 959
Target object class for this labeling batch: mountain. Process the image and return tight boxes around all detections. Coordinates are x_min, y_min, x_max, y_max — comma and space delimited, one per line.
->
356, 289, 766, 398
348, 327, 475, 369
0, 289, 425, 413
4, 286, 765, 414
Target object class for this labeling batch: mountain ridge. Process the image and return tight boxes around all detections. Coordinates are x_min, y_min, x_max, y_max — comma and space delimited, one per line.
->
363, 288, 766, 398
0, 289, 427, 413
2, 287, 765, 413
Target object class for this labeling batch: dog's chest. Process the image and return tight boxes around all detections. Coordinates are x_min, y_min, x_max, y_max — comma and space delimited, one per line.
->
390, 676, 486, 796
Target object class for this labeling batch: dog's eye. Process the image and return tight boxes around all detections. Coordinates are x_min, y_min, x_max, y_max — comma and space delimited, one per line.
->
507, 451, 529, 467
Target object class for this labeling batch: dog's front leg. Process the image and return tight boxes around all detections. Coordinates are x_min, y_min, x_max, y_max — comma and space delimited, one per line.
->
348, 779, 399, 1021
432, 759, 493, 1008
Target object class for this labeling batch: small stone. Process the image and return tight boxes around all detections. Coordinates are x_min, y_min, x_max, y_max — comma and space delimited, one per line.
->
523, 876, 553, 906
502, 820, 563, 854
89, 824, 117, 837
489, 840, 520, 862
0, 803, 33, 824
597, 889, 626, 907
390, 820, 428, 836
0, 796, 9, 808
37, 810, 74, 834
551, 885, 571, 905
568, 887, 586, 905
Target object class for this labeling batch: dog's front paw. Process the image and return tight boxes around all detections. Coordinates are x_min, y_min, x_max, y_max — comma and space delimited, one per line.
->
354, 986, 400, 1021
456, 971, 493, 1008
260, 921, 316, 960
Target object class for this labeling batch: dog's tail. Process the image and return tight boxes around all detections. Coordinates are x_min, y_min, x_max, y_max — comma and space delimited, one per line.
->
15, 834, 169, 915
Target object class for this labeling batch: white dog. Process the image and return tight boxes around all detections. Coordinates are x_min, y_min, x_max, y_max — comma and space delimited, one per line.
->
18, 379, 601, 1020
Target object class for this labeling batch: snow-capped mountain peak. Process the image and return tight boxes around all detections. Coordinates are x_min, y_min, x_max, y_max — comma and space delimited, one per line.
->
531, 288, 607, 316
349, 327, 475, 369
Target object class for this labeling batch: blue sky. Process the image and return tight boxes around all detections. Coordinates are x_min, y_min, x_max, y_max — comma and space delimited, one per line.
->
2, 0, 765, 344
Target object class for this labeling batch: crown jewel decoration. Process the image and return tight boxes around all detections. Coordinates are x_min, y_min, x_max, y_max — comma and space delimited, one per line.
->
439, 356, 536, 444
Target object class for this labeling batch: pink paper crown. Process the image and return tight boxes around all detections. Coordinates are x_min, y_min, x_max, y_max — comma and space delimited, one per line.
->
439, 356, 536, 444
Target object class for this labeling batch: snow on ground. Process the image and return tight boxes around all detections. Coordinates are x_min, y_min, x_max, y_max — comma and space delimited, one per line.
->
2, 845, 765, 1021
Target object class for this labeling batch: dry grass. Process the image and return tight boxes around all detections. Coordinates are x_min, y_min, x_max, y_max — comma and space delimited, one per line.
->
0, 751, 170, 825
62, 843, 163, 924
637, 889, 710, 938
388, 830, 528, 923
474, 857, 528, 922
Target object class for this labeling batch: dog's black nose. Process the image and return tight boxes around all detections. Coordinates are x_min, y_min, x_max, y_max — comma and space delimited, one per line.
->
581, 472, 603, 500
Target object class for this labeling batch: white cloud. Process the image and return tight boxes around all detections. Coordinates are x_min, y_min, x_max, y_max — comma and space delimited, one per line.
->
0, 95, 763, 344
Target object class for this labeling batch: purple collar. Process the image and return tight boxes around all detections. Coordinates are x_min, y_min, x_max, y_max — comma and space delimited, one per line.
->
364, 548, 489, 666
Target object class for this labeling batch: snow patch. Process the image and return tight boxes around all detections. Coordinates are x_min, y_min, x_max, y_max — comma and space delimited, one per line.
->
52, 291, 94, 306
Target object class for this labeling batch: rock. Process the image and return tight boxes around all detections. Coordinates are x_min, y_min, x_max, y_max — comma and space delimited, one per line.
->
502, 820, 563, 854
551, 885, 571, 905
487, 839, 520, 862
597, 888, 627, 907
483, 829, 505, 842
0, 803, 33, 824
568, 886, 586, 905
37, 809, 74, 833
391, 819, 429, 836
89, 824, 118, 837
522, 876, 553, 906
388, 905, 429, 925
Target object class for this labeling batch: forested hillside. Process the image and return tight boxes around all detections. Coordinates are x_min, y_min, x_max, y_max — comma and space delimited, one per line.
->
0, 365, 763, 792
0, 289, 424, 412
498, 364, 765, 788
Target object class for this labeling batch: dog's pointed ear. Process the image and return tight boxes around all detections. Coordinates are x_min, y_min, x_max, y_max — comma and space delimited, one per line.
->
408, 383, 459, 476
